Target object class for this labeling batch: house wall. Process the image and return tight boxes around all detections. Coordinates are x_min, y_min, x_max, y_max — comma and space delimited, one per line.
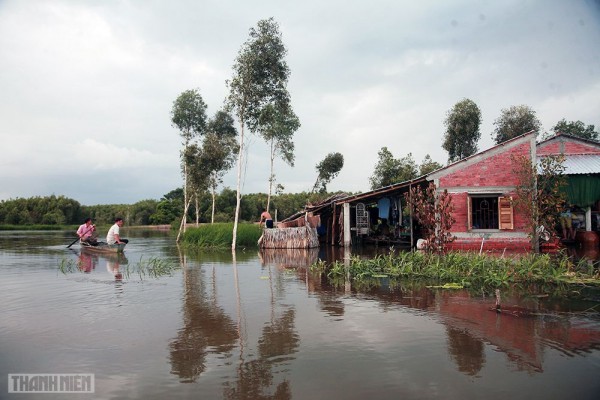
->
431, 138, 534, 251
438, 142, 531, 188
537, 140, 600, 155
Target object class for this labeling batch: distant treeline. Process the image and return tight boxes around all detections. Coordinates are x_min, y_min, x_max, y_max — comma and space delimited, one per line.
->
0, 189, 338, 227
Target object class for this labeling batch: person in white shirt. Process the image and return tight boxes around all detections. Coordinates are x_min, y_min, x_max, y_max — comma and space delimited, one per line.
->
106, 218, 129, 245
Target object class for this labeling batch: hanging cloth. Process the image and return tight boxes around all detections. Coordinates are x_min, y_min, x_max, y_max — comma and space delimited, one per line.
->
378, 198, 390, 219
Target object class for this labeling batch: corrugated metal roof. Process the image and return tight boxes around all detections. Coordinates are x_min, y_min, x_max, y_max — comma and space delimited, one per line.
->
537, 154, 600, 174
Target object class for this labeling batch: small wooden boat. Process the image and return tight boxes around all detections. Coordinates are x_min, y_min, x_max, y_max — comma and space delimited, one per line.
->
80, 241, 126, 254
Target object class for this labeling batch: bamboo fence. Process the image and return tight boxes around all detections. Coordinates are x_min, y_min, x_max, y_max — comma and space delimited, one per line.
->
258, 223, 319, 249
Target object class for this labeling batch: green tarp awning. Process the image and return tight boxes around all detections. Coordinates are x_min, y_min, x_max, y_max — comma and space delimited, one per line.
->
563, 175, 600, 208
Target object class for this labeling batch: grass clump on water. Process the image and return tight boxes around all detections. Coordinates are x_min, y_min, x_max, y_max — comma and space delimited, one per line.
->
182, 223, 262, 249
310, 250, 600, 290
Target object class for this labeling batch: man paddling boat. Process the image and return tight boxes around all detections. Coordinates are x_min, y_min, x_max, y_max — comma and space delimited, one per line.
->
77, 218, 98, 246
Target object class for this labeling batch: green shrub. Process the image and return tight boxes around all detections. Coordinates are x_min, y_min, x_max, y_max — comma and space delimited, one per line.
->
182, 223, 262, 249
311, 250, 599, 290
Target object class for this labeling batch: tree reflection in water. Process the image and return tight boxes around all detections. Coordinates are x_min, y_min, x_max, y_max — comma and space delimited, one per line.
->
169, 266, 237, 382
170, 249, 300, 399
446, 327, 485, 376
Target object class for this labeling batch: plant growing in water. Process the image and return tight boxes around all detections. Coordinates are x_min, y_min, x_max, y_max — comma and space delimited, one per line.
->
511, 153, 567, 252
405, 182, 455, 252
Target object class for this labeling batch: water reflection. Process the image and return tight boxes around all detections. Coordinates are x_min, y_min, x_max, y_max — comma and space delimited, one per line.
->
445, 327, 485, 377
1, 231, 599, 399
169, 266, 238, 383
168, 249, 301, 399
76, 250, 129, 281
78, 251, 95, 273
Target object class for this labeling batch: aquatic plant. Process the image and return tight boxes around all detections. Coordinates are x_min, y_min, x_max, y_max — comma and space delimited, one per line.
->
58, 256, 180, 281
310, 250, 600, 290
182, 223, 262, 249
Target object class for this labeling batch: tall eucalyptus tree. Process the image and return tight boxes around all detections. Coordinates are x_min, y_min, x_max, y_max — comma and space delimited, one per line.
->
313, 152, 344, 193
442, 98, 481, 162
258, 101, 300, 213
202, 111, 239, 224
226, 17, 291, 250
492, 105, 541, 144
171, 89, 207, 240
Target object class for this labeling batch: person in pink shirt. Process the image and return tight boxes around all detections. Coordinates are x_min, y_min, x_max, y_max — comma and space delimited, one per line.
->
77, 218, 98, 245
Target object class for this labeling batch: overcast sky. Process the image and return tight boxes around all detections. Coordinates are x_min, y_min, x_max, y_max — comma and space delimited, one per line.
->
1, 0, 599, 205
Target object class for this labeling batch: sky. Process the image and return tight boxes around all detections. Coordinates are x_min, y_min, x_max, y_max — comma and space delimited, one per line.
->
1, 0, 599, 206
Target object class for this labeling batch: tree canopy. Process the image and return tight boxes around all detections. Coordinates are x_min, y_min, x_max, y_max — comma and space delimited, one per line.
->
552, 119, 598, 141
171, 88, 208, 240
200, 110, 239, 223
369, 148, 419, 189
492, 105, 541, 144
258, 101, 300, 212
419, 154, 443, 176
171, 89, 207, 145
313, 152, 344, 193
442, 98, 481, 162
226, 17, 292, 250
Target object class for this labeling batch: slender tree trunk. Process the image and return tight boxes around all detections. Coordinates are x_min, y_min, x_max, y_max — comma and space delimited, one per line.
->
177, 198, 193, 243
211, 185, 216, 224
267, 139, 275, 213
195, 192, 199, 227
232, 123, 245, 251
183, 165, 188, 232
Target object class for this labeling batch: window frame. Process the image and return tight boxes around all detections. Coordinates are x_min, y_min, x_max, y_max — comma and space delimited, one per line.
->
467, 194, 513, 231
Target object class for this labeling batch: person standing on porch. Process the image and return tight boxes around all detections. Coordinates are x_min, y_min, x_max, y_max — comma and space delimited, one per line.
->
560, 207, 574, 240
260, 209, 273, 228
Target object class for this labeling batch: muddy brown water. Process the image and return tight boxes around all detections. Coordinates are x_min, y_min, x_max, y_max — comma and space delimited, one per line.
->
1, 230, 599, 399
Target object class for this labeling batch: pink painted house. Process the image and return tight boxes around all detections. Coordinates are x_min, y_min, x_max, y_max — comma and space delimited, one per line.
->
427, 132, 536, 251
294, 132, 600, 251
426, 131, 600, 251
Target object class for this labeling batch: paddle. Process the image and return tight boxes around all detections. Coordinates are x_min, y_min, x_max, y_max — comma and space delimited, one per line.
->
66, 225, 95, 248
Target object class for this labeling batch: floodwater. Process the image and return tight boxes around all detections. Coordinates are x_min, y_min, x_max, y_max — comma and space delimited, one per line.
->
1, 230, 599, 400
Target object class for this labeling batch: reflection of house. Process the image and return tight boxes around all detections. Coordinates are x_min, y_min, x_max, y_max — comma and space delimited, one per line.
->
288, 132, 600, 251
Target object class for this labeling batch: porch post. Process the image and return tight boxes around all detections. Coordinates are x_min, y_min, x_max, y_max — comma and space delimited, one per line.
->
586, 206, 592, 231
343, 202, 351, 247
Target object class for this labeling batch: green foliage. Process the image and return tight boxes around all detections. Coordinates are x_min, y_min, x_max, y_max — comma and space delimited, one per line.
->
0, 195, 82, 225
313, 152, 344, 193
512, 153, 567, 251
443, 98, 482, 162
259, 102, 300, 168
129, 199, 159, 225
149, 189, 184, 225
405, 182, 456, 252
227, 17, 291, 133
0, 224, 69, 231
182, 223, 262, 249
258, 101, 300, 212
1, 188, 338, 228
310, 251, 599, 290
171, 89, 208, 145
226, 17, 292, 249
419, 154, 443, 176
492, 104, 542, 144
60, 256, 180, 280
369, 148, 418, 189
551, 119, 598, 141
